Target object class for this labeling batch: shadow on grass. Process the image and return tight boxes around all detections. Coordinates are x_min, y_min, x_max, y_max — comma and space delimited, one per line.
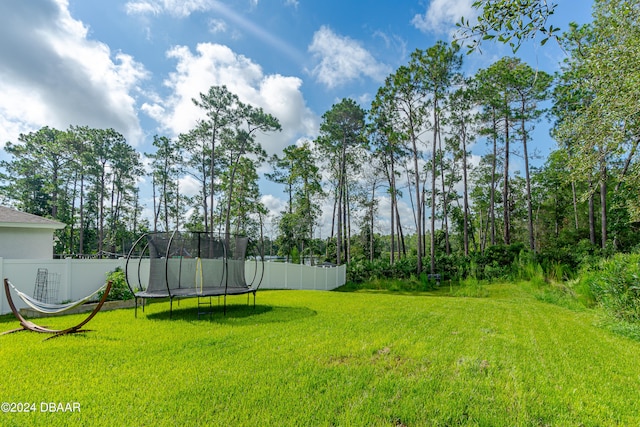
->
0, 313, 17, 325
144, 303, 317, 325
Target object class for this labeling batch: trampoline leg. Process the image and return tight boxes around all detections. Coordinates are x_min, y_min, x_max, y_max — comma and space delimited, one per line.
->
223, 294, 227, 316
135, 298, 138, 318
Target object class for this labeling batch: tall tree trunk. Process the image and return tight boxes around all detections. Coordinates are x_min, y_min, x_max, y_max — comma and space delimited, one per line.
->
370, 184, 376, 262
336, 172, 343, 265
175, 178, 181, 231
589, 180, 596, 245
565, 148, 580, 231
201, 147, 210, 234
571, 181, 579, 230
79, 173, 85, 256
69, 171, 78, 254
521, 107, 535, 251
437, 126, 450, 255
490, 109, 498, 246
421, 178, 427, 259
390, 157, 396, 264
503, 105, 511, 245
345, 179, 351, 264
152, 176, 159, 233
396, 204, 406, 258
163, 157, 170, 232
51, 163, 59, 220
600, 163, 607, 249
430, 105, 437, 275
98, 163, 106, 259
462, 124, 470, 257
614, 137, 639, 192
209, 128, 217, 235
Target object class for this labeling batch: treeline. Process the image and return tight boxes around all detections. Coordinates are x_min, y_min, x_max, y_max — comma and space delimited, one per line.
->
0, 126, 144, 257
1, 1, 639, 275
320, 0, 640, 278
0, 87, 282, 257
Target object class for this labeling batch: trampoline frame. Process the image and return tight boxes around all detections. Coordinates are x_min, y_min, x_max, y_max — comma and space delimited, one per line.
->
125, 231, 264, 317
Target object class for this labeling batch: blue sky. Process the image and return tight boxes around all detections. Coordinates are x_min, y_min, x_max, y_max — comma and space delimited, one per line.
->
0, 0, 594, 235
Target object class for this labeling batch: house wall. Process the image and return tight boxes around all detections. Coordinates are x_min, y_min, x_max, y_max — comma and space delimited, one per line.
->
0, 258, 347, 315
0, 228, 55, 259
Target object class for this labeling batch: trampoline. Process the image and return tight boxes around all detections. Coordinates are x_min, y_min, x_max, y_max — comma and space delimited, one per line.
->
125, 231, 264, 317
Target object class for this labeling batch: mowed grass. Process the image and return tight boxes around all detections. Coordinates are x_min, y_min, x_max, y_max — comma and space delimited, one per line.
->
1, 283, 640, 426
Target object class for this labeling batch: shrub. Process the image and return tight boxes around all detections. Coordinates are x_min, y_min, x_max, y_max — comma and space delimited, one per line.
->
99, 267, 135, 301
471, 243, 526, 281
577, 253, 640, 322
435, 253, 470, 281
513, 250, 545, 282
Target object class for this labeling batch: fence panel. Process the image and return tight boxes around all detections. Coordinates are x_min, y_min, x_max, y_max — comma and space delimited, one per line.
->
1, 259, 346, 315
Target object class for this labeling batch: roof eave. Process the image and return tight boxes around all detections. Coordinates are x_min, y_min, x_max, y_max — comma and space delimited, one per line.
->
0, 222, 66, 230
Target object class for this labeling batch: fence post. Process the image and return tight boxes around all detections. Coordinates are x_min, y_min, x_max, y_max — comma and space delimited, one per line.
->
0, 257, 4, 314
64, 257, 72, 302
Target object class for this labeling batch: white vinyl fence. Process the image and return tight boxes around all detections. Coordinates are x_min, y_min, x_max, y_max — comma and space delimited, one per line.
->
0, 258, 346, 315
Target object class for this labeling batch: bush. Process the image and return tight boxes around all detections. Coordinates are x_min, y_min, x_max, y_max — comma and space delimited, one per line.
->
346, 257, 418, 284
471, 243, 526, 281
99, 267, 135, 301
435, 253, 470, 281
577, 253, 640, 322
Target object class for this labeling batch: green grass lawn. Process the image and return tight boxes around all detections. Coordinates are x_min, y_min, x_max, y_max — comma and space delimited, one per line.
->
1, 283, 640, 426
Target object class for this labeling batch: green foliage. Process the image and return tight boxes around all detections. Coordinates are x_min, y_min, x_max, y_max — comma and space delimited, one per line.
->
268, 142, 324, 262
456, 0, 560, 53
433, 253, 468, 281
346, 257, 418, 284
528, 280, 587, 311
470, 243, 525, 280
290, 246, 300, 265
452, 277, 489, 298
99, 267, 134, 301
512, 250, 545, 283
577, 253, 640, 322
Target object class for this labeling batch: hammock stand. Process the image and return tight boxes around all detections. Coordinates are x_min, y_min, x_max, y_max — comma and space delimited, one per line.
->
2, 278, 112, 339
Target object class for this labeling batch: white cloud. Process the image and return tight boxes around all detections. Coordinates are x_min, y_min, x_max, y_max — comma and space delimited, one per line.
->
0, 0, 147, 147
142, 42, 318, 155
375, 195, 416, 235
208, 18, 227, 34
178, 175, 202, 197
125, 0, 215, 18
308, 26, 391, 89
373, 30, 408, 61
124, 1, 163, 15
412, 0, 476, 35
261, 194, 286, 214
126, 0, 303, 63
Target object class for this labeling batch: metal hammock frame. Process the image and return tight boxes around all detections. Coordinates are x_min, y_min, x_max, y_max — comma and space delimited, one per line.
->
2, 278, 112, 339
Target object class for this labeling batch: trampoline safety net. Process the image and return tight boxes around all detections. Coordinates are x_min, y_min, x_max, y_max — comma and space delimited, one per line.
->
125, 232, 262, 312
